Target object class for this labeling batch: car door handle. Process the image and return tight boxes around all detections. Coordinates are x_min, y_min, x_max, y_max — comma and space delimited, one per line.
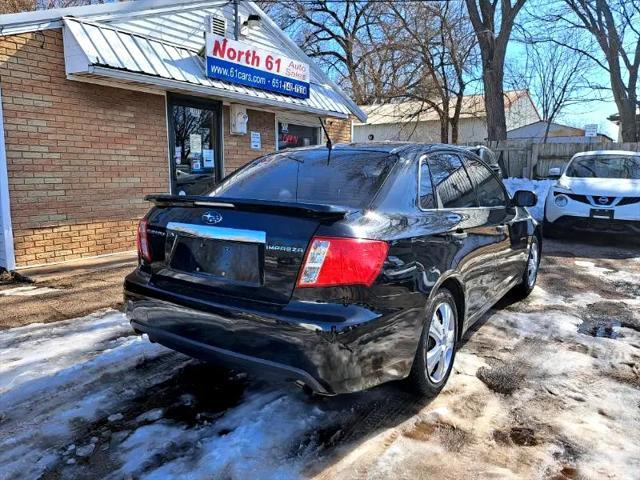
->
496, 224, 507, 233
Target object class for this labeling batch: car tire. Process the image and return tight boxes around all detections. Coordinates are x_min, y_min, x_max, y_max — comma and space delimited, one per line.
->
513, 236, 540, 299
406, 288, 458, 397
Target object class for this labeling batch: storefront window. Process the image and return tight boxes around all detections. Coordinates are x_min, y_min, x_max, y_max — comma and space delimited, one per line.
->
169, 96, 222, 195
277, 122, 320, 150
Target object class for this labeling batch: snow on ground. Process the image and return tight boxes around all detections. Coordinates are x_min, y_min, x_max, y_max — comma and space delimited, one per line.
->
0, 242, 639, 480
0, 285, 60, 296
503, 177, 554, 221
0, 310, 328, 480
573, 259, 640, 285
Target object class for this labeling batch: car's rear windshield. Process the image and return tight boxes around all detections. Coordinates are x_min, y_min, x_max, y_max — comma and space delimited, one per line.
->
566, 155, 640, 179
209, 149, 397, 209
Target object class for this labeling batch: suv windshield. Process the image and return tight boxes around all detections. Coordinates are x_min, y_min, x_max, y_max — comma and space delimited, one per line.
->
566, 155, 640, 179
210, 149, 397, 209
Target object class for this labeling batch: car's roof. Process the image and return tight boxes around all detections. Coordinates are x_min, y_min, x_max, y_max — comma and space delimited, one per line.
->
282, 142, 475, 156
572, 150, 640, 158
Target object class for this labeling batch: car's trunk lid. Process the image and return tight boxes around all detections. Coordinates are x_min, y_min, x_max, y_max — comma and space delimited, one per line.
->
143, 195, 349, 305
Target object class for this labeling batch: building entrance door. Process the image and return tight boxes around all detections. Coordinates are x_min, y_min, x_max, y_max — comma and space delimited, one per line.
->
168, 95, 222, 195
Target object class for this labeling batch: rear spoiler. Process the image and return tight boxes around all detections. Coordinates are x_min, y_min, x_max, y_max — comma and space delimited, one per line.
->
145, 194, 349, 220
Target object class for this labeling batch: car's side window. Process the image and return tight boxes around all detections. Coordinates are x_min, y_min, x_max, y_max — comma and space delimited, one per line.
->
462, 157, 507, 208
426, 153, 477, 208
419, 157, 435, 209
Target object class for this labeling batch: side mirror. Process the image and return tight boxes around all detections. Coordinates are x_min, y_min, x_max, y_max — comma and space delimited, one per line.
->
512, 190, 537, 208
548, 167, 561, 178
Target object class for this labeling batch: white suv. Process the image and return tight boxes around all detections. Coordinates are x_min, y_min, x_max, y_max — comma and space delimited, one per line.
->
544, 150, 640, 236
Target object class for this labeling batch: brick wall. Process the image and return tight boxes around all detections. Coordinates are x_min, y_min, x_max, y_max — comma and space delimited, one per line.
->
0, 29, 354, 267
222, 110, 353, 176
324, 116, 353, 144
0, 30, 168, 266
223, 106, 275, 175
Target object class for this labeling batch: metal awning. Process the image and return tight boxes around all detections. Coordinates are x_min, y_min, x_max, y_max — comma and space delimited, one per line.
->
63, 17, 357, 119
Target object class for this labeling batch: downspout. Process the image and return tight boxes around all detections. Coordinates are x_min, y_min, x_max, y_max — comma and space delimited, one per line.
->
0, 86, 16, 271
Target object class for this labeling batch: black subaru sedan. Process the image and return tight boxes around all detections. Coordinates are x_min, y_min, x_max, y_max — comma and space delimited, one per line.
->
125, 143, 540, 397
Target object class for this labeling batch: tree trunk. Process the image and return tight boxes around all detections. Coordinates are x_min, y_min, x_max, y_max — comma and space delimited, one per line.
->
482, 63, 507, 141
543, 121, 551, 144
439, 114, 449, 143
450, 118, 459, 144
618, 103, 638, 142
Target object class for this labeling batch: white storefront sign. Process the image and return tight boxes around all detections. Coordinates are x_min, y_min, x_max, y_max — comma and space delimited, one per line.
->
205, 33, 310, 99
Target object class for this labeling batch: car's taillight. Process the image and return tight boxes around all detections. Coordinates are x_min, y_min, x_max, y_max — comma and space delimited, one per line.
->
297, 236, 388, 288
136, 218, 152, 263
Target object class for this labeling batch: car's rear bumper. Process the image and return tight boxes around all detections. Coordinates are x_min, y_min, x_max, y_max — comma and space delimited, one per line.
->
130, 317, 331, 393
124, 271, 423, 394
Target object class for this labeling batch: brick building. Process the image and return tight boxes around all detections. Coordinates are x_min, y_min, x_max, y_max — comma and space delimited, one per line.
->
0, 0, 364, 269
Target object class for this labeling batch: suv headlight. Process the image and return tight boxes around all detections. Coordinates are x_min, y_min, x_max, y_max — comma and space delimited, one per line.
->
554, 194, 568, 207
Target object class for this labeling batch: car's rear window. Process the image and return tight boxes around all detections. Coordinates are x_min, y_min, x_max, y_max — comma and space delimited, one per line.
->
210, 150, 397, 209
566, 155, 640, 179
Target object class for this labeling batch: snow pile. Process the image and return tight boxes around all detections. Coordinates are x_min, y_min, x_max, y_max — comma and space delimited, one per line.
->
503, 177, 554, 221
0, 311, 175, 479
0, 310, 134, 394
119, 391, 325, 480
0, 310, 327, 480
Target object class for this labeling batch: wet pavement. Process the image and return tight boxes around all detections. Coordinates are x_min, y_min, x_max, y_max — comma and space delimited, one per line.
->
0, 237, 639, 480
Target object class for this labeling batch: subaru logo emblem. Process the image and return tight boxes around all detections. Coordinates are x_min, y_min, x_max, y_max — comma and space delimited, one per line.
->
202, 211, 222, 224
598, 196, 608, 205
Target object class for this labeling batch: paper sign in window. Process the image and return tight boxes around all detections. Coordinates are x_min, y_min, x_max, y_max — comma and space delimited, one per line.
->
203, 149, 215, 169
189, 134, 202, 155
250, 131, 261, 150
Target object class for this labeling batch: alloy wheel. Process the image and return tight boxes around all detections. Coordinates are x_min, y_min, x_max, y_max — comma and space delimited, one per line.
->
527, 240, 539, 287
426, 302, 456, 383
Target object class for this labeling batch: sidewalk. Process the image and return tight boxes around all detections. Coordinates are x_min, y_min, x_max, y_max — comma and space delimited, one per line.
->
16, 251, 137, 283
0, 252, 137, 329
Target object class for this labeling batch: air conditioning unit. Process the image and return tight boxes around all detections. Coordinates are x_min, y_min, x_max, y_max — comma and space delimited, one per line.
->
230, 104, 248, 135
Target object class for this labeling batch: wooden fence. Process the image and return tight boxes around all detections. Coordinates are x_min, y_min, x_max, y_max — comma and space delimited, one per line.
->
463, 141, 640, 178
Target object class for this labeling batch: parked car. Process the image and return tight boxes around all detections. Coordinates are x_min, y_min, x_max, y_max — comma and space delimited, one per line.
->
464, 145, 503, 178
124, 143, 540, 397
544, 150, 640, 237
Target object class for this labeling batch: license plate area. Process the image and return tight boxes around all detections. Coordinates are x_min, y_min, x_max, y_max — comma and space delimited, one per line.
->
590, 208, 614, 220
170, 236, 262, 285
165, 222, 265, 286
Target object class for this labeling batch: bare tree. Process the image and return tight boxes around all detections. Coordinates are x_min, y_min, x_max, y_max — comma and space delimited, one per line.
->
260, 0, 392, 105
510, 37, 594, 142
551, 0, 640, 142
37, 0, 114, 7
389, 1, 479, 143
1, 0, 119, 13
0, 0, 35, 13
465, 0, 527, 141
